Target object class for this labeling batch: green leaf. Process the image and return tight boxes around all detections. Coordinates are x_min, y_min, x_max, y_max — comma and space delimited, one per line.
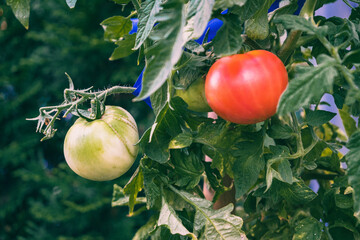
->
339, 105, 357, 138
135, 0, 187, 100
124, 167, 144, 216
346, 130, 360, 220
213, 0, 247, 10
171, 150, 204, 189
157, 197, 196, 239
141, 157, 162, 209
273, 14, 328, 36
169, 132, 193, 149
109, 34, 136, 60
150, 82, 169, 117
267, 123, 293, 139
6, 0, 30, 29
278, 55, 338, 115
231, 0, 266, 22
244, 0, 275, 40
233, 131, 265, 198
111, 0, 130, 4
133, 216, 157, 240
212, 15, 243, 57
169, 186, 247, 240
266, 146, 292, 191
186, 0, 215, 40
335, 193, 354, 209
305, 109, 337, 127
134, 0, 161, 50
66, 0, 77, 8
277, 180, 317, 205
343, 49, 360, 65
292, 217, 323, 240
100, 16, 132, 42
112, 184, 146, 208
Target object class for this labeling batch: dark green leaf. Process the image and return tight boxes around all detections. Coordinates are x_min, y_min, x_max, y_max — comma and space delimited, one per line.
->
244, 0, 274, 40
133, 216, 157, 240
267, 123, 293, 139
169, 132, 193, 149
212, 15, 243, 57
157, 197, 196, 239
293, 217, 323, 240
169, 186, 246, 240
278, 180, 317, 205
66, 0, 77, 8
109, 34, 136, 60
124, 167, 144, 216
231, 0, 265, 22
150, 81, 168, 116
135, 0, 187, 100
346, 130, 360, 219
100, 16, 132, 42
111, 0, 130, 4
141, 157, 162, 209
343, 49, 360, 65
214, 0, 247, 10
6, 0, 30, 29
273, 14, 328, 36
335, 193, 354, 209
112, 184, 147, 207
134, 0, 161, 50
171, 150, 204, 189
233, 131, 265, 198
339, 105, 357, 138
278, 55, 338, 115
305, 109, 337, 126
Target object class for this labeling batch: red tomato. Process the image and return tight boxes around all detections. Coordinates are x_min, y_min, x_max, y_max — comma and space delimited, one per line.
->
205, 50, 288, 124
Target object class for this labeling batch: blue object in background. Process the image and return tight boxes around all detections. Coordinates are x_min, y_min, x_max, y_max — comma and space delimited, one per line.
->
129, 18, 138, 34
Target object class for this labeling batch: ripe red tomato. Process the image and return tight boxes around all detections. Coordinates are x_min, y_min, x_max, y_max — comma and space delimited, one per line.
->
205, 50, 288, 124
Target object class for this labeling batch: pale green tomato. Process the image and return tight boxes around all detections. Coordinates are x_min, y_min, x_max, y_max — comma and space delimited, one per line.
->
63, 106, 139, 181
175, 77, 212, 112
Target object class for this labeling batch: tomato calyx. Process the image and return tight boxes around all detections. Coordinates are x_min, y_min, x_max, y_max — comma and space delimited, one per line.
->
76, 97, 106, 121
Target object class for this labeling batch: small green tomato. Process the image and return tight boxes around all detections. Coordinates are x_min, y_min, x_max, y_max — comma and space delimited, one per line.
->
63, 106, 139, 181
175, 77, 212, 112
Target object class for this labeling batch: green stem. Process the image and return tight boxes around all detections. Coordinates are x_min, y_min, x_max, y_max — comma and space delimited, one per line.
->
277, 0, 317, 63
131, 0, 141, 12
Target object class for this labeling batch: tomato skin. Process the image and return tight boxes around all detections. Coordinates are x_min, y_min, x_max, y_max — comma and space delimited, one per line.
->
205, 50, 288, 124
63, 106, 139, 181
175, 77, 212, 112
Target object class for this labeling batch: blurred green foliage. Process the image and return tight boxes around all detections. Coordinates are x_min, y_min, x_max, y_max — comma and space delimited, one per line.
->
0, 0, 153, 239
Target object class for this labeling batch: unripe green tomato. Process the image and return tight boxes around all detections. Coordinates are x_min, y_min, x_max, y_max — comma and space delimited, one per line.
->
63, 106, 139, 181
175, 77, 212, 112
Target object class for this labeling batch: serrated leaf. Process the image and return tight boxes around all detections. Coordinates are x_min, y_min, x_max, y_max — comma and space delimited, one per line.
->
158, 197, 196, 239
277, 180, 317, 205
292, 217, 323, 240
244, 0, 274, 40
140, 157, 162, 209
6, 0, 30, 29
134, 0, 161, 50
109, 34, 136, 60
339, 105, 357, 138
169, 186, 247, 240
266, 145, 292, 191
346, 130, 360, 220
278, 55, 338, 115
135, 0, 187, 100
212, 15, 243, 57
273, 14, 328, 36
100, 16, 132, 42
233, 131, 265, 198
171, 150, 204, 189
133, 215, 157, 240
124, 167, 144, 215
66, 0, 77, 8
267, 123, 293, 139
169, 132, 193, 149
112, 184, 147, 207
213, 0, 247, 10
186, 0, 214, 40
305, 109, 337, 127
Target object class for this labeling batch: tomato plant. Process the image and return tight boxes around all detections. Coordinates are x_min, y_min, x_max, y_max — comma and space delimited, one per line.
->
64, 106, 139, 181
175, 77, 212, 112
205, 50, 288, 124
21, 0, 360, 239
